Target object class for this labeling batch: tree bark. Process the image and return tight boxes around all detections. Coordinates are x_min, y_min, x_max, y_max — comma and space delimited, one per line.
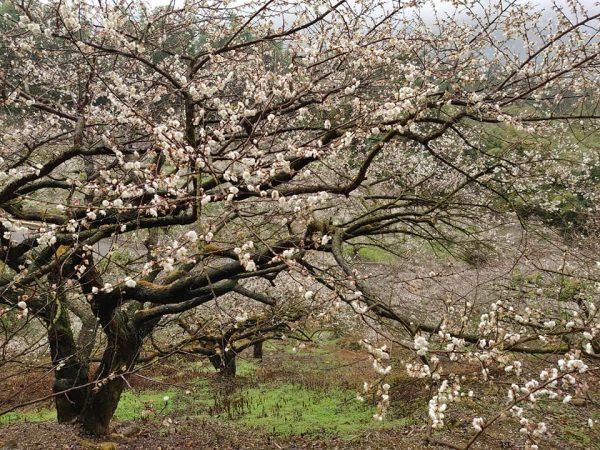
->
46, 292, 90, 423
62, 292, 98, 364
253, 341, 263, 360
209, 350, 236, 377
79, 311, 141, 435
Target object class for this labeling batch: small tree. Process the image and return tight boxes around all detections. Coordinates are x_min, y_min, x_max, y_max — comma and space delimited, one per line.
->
146, 295, 307, 378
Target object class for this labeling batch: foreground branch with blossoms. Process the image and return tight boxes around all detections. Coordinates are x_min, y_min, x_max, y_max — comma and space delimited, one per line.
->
0, 0, 598, 444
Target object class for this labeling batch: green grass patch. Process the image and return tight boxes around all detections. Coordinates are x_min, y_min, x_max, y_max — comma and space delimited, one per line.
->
563, 423, 600, 448
342, 244, 398, 264
236, 359, 258, 377
0, 407, 56, 426
229, 383, 408, 437
357, 246, 397, 263
114, 389, 180, 420
0, 389, 184, 427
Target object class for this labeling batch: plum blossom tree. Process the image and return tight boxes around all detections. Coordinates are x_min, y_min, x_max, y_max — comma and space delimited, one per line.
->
0, 0, 598, 445
145, 285, 311, 377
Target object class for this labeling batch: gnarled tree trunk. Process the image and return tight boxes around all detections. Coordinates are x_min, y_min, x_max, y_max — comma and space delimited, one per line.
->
209, 350, 237, 377
78, 311, 141, 435
44, 283, 91, 423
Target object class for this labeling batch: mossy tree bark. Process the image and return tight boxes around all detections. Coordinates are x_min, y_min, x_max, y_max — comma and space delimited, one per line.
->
209, 350, 237, 377
47, 300, 90, 423
78, 310, 142, 435
43, 276, 91, 424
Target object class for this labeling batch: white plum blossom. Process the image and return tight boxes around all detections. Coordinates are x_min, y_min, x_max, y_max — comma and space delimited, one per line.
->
414, 335, 429, 356
185, 230, 198, 243
472, 417, 484, 432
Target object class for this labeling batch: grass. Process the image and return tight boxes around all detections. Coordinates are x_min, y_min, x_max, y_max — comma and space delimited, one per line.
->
1, 375, 409, 441
535, 401, 600, 448
342, 244, 398, 264
0, 389, 180, 426
114, 390, 180, 420
563, 423, 600, 448
3, 337, 597, 448
356, 246, 397, 263
0, 407, 55, 426
236, 359, 258, 377
343, 240, 459, 264
231, 383, 408, 437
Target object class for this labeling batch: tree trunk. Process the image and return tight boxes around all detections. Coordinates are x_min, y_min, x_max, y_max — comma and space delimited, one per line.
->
76, 316, 98, 363
222, 352, 236, 377
209, 351, 236, 377
80, 374, 129, 436
253, 341, 263, 359
46, 294, 90, 423
62, 291, 98, 364
79, 312, 141, 435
